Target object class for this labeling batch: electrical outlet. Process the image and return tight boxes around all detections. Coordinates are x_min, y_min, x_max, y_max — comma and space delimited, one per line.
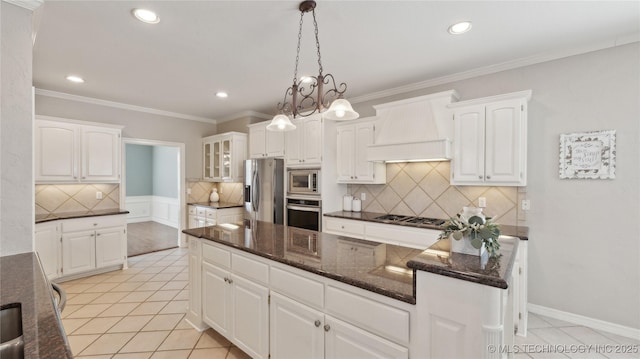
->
478, 197, 486, 208
361, 193, 366, 201
521, 199, 531, 211
96, 191, 103, 200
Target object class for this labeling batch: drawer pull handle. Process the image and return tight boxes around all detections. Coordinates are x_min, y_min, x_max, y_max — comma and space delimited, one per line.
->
314, 320, 321, 327
324, 324, 331, 332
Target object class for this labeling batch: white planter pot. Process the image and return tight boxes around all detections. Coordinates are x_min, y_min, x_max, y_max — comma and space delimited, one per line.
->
450, 235, 486, 257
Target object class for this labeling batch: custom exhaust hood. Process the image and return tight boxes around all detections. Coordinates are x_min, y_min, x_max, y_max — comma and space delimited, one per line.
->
367, 90, 459, 162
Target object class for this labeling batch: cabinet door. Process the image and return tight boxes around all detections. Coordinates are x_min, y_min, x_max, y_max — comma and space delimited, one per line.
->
187, 239, 202, 325
325, 315, 408, 359
485, 99, 525, 184
82, 126, 121, 181
202, 261, 232, 336
35, 121, 78, 181
266, 127, 285, 157
353, 123, 375, 181
270, 292, 324, 359
35, 222, 60, 279
62, 230, 96, 275
336, 125, 355, 181
95, 227, 124, 268
452, 105, 486, 184
221, 139, 231, 179
203, 141, 213, 179
303, 116, 322, 164
249, 123, 267, 158
232, 275, 269, 359
285, 119, 303, 165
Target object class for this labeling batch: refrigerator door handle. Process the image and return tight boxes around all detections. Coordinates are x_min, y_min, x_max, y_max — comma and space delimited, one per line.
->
252, 168, 260, 213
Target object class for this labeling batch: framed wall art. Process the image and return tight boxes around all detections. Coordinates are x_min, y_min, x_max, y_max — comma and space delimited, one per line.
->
559, 130, 616, 179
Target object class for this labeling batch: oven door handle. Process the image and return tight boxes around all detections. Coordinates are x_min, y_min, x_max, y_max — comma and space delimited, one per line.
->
287, 205, 320, 212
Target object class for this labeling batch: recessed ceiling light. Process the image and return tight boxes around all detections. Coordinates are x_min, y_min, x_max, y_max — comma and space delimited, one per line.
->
66, 75, 84, 83
132, 9, 160, 24
215, 92, 229, 98
448, 21, 472, 35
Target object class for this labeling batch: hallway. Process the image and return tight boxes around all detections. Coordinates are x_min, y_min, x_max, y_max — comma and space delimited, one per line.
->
127, 222, 179, 257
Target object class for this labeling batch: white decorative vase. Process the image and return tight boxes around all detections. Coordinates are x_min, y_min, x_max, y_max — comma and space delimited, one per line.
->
450, 234, 487, 256
460, 206, 485, 223
209, 188, 219, 203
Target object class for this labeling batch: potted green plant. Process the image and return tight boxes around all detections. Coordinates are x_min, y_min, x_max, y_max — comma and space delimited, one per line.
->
439, 207, 501, 257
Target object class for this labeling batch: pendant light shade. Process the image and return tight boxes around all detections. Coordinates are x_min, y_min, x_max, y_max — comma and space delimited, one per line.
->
266, 114, 296, 132
324, 98, 359, 121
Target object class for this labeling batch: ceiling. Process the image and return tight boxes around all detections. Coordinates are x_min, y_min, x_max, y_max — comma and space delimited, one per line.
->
33, 1, 640, 122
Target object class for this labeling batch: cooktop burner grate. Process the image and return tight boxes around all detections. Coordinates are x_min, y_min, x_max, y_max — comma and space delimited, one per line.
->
374, 214, 411, 221
402, 217, 446, 226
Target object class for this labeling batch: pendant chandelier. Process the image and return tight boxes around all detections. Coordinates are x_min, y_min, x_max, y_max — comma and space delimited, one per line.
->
266, 0, 359, 132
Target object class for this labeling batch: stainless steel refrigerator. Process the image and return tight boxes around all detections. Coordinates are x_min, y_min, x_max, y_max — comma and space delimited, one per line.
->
244, 158, 284, 224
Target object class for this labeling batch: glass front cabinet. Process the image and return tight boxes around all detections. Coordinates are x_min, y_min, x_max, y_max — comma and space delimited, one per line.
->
202, 132, 247, 182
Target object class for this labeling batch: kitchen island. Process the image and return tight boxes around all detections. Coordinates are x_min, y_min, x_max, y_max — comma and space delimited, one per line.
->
184, 220, 521, 358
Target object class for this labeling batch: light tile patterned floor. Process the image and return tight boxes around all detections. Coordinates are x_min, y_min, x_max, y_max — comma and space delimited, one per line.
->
59, 247, 251, 359
60, 247, 639, 359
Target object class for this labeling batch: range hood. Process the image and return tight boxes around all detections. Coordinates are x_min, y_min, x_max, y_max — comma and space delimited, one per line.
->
367, 90, 459, 162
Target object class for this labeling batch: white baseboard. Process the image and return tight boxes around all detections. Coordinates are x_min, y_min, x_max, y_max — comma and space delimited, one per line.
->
127, 216, 153, 223
126, 196, 179, 228
528, 303, 640, 340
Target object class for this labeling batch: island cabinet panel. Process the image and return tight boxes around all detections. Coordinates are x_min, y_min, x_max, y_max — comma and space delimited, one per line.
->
186, 239, 206, 330
270, 265, 324, 310
325, 315, 409, 359
270, 291, 325, 359
231, 275, 269, 359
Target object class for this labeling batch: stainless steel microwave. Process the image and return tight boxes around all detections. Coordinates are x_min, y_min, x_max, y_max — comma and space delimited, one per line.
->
288, 169, 320, 195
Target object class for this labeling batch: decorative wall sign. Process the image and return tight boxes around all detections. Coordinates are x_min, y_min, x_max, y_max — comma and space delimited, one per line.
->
559, 130, 616, 179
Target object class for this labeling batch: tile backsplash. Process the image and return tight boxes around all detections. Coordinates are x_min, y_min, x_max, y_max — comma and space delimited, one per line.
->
187, 181, 244, 205
347, 162, 523, 226
35, 184, 120, 216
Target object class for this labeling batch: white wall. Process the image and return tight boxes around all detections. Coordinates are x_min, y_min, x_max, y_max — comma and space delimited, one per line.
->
34, 95, 217, 179
0, 3, 35, 256
354, 43, 640, 330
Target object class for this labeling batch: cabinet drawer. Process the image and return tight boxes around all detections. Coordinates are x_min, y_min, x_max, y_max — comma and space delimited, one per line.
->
325, 285, 409, 345
365, 223, 440, 249
62, 215, 126, 232
196, 207, 206, 217
232, 253, 269, 285
205, 208, 216, 219
270, 265, 324, 310
202, 242, 230, 268
324, 218, 365, 238
188, 206, 197, 215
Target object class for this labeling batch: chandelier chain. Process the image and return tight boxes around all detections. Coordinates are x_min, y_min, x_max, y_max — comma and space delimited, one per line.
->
312, 9, 323, 76
293, 11, 305, 84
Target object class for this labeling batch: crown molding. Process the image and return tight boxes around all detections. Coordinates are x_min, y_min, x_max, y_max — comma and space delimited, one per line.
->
35, 88, 217, 124
2, 0, 43, 11
216, 110, 273, 123
349, 35, 640, 105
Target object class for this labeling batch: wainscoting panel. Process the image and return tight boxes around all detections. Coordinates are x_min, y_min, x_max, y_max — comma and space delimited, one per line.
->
126, 196, 179, 228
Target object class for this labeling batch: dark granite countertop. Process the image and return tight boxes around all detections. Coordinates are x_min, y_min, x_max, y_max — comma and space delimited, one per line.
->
184, 221, 422, 304
324, 210, 529, 240
188, 202, 244, 209
406, 236, 519, 289
35, 208, 130, 224
0, 253, 73, 358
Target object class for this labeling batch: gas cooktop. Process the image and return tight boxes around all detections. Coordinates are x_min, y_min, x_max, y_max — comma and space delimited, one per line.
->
373, 214, 446, 226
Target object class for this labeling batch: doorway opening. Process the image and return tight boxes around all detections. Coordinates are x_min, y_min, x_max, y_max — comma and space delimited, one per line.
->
121, 138, 186, 257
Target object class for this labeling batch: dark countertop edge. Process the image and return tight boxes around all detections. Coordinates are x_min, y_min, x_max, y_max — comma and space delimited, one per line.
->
187, 202, 244, 209
183, 229, 416, 305
0, 253, 73, 358
324, 211, 529, 240
406, 238, 519, 290
35, 209, 130, 224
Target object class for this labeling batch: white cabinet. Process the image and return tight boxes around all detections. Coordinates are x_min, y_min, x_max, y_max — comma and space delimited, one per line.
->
270, 291, 325, 359
201, 242, 269, 359
34, 222, 61, 280
187, 205, 244, 228
336, 119, 386, 184
203, 132, 247, 182
186, 238, 205, 329
249, 121, 285, 158
35, 118, 122, 183
60, 215, 127, 277
449, 91, 530, 186
325, 315, 408, 359
285, 115, 323, 166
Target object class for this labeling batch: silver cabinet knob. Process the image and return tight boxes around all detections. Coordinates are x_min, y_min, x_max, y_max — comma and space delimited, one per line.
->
228, 278, 233, 284
341, 225, 344, 229
486, 175, 491, 179
478, 175, 483, 179
224, 277, 228, 283
324, 324, 331, 332
314, 320, 321, 327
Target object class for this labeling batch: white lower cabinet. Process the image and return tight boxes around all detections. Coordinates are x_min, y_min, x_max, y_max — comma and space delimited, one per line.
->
34, 221, 61, 279
62, 230, 96, 275
325, 315, 408, 359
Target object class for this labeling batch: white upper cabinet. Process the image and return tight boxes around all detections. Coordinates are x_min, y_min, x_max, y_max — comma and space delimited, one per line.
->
203, 132, 247, 182
286, 114, 322, 166
336, 118, 386, 184
450, 91, 531, 186
248, 121, 285, 158
35, 118, 122, 183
